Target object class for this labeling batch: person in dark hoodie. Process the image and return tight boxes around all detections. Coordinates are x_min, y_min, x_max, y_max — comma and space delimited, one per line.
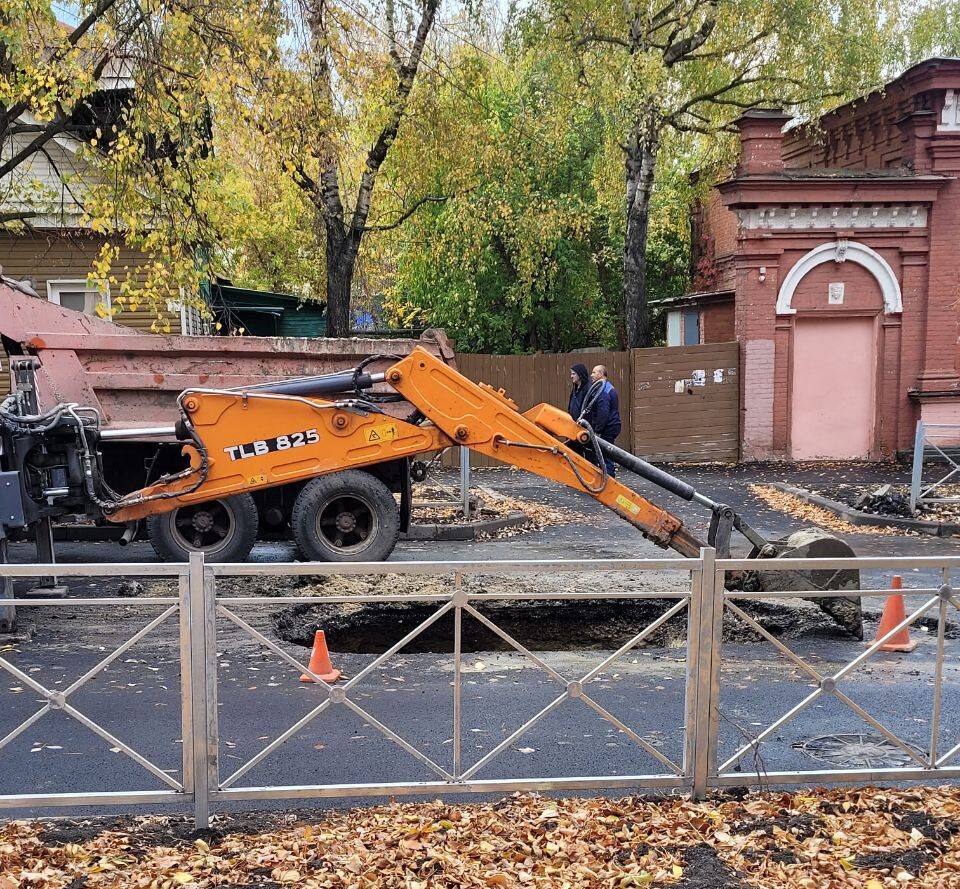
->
568, 363, 591, 421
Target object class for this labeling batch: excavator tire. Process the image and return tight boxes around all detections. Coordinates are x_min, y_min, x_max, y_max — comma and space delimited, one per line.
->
147, 493, 259, 563
292, 470, 400, 562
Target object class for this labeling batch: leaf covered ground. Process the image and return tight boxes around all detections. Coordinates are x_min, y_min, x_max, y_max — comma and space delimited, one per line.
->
412, 485, 588, 536
749, 485, 904, 536
3, 787, 960, 888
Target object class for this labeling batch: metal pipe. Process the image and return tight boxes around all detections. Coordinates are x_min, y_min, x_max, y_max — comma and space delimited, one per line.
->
99, 426, 178, 440
459, 446, 471, 518
235, 371, 386, 398
596, 439, 712, 505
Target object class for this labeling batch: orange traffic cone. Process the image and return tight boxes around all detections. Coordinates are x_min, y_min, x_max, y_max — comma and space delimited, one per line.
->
300, 630, 341, 682
872, 576, 918, 653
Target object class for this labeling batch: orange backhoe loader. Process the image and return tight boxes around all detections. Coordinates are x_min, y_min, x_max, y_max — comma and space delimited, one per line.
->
0, 348, 862, 637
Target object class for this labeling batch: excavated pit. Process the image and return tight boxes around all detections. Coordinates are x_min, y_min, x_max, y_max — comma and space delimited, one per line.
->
268, 570, 947, 653
274, 597, 856, 654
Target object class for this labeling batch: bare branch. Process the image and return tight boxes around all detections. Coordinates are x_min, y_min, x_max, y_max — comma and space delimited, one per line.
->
574, 31, 632, 51
671, 120, 739, 135
0, 120, 71, 180
362, 193, 448, 232
650, 0, 682, 30
678, 30, 772, 62
349, 0, 439, 234
670, 68, 763, 117
0, 210, 39, 224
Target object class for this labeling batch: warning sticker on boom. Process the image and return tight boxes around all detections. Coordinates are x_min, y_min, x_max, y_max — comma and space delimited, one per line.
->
367, 423, 398, 443
615, 494, 641, 516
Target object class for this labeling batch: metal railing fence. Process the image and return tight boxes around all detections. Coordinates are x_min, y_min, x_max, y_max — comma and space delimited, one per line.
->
911, 421, 960, 513
1, 551, 959, 826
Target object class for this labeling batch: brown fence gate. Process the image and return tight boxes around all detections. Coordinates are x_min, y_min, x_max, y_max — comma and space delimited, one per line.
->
631, 342, 739, 463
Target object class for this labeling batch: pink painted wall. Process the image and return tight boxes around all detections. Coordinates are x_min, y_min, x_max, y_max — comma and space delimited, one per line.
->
791, 317, 876, 459
789, 261, 886, 313
920, 401, 960, 425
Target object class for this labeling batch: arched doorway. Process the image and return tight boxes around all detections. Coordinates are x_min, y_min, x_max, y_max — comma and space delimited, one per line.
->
778, 241, 901, 461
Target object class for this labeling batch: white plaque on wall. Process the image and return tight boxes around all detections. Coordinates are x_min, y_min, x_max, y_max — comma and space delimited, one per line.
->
828, 282, 845, 305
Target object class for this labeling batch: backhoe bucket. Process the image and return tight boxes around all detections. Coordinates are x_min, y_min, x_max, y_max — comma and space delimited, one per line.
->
744, 528, 863, 639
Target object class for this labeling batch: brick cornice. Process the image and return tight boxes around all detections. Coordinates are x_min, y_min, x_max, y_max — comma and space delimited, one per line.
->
717, 175, 947, 206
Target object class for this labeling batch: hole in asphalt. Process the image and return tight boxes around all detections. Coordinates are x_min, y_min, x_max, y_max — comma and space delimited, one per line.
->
274, 597, 854, 654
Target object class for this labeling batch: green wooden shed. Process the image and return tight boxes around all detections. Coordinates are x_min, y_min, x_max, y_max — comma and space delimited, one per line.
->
211, 284, 327, 337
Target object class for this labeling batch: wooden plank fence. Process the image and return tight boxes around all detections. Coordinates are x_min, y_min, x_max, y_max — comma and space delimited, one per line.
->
443, 342, 740, 467
631, 342, 739, 463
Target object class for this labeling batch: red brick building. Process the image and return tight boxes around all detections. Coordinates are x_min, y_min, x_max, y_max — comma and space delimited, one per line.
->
686, 57, 960, 460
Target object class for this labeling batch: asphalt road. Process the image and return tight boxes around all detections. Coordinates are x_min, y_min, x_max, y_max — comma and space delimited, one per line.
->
1, 634, 957, 818
2, 464, 959, 820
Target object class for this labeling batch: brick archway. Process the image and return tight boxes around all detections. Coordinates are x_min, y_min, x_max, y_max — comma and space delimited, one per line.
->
776, 240, 903, 316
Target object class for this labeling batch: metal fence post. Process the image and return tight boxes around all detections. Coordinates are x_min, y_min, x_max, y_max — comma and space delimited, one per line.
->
0, 538, 16, 633
202, 556, 220, 813
187, 551, 218, 828
910, 421, 925, 513
459, 447, 471, 518
178, 567, 196, 810
452, 571, 464, 780
706, 551, 724, 793
686, 547, 718, 799
683, 554, 704, 793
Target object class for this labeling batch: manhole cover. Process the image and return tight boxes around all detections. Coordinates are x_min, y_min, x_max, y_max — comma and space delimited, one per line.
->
796, 733, 923, 768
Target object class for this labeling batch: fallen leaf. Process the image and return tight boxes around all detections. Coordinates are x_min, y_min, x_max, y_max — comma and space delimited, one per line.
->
620, 874, 653, 887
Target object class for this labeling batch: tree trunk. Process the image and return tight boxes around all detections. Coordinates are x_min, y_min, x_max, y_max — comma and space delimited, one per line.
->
325, 225, 358, 337
623, 128, 659, 349
300, 0, 437, 339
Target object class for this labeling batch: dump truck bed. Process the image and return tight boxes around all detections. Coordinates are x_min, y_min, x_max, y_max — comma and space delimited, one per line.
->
0, 285, 455, 428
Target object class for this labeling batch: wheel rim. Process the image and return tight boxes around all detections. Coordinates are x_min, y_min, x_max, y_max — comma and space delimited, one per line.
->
167, 500, 238, 555
315, 492, 379, 554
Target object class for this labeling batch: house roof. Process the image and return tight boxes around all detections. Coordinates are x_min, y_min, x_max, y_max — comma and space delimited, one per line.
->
212, 283, 326, 312
655, 290, 735, 309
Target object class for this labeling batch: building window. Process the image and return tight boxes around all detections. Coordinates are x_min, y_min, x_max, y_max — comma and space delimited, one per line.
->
667, 311, 682, 346
682, 307, 700, 345
667, 307, 702, 346
47, 280, 110, 316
